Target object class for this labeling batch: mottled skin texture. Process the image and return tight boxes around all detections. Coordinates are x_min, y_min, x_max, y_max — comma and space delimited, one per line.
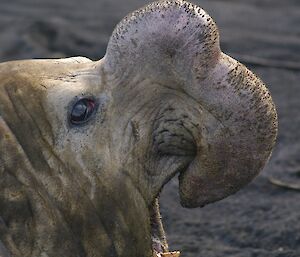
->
0, 1, 277, 257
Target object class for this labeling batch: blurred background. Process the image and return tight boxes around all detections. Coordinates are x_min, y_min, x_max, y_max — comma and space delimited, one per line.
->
0, 0, 300, 256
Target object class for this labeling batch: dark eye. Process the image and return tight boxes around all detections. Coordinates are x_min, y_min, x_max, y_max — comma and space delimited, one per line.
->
70, 98, 96, 125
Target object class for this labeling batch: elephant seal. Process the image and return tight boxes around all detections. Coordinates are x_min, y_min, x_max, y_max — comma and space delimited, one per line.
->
0, 1, 277, 257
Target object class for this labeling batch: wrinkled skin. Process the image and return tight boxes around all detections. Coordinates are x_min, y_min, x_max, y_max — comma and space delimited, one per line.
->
0, 1, 277, 257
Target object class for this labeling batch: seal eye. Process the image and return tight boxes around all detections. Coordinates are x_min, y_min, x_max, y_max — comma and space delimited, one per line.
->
70, 98, 96, 125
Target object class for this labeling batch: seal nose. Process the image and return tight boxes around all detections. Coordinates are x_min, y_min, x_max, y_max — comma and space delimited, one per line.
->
178, 55, 277, 208
103, 0, 277, 208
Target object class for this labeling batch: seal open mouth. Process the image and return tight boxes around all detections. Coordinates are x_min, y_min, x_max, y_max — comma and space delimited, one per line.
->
150, 198, 180, 257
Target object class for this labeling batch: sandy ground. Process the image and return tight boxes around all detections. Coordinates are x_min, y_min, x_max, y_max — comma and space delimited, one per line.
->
1, 0, 300, 256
